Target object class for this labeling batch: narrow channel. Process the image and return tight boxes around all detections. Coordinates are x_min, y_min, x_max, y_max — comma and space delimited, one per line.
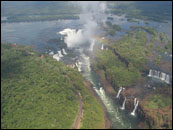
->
78, 51, 139, 129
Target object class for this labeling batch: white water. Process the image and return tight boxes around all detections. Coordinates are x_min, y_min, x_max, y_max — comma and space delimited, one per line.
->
101, 44, 104, 50
121, 97, 126, 110
134, 98, 137, 106
89, 39, 95, 51
131, 100, 139, 116
58, 50, 63, 58
79, 52, 135, 128
57, 26, 138, 128
53, 50, 64, 61
76, 61, 82, 72
53, 53, 60, 61
49, 51, 54, 55
148, 69, 171, 84
62, 48, 67, 55
116, 87, 123, 98
58, 28, 85, 48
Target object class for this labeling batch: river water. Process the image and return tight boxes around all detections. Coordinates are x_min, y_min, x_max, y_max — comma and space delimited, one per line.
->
1, 14, 172, 129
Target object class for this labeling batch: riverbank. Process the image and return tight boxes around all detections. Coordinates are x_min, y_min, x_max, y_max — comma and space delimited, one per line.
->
92, 66, 172, 129
83, 80, 111, 129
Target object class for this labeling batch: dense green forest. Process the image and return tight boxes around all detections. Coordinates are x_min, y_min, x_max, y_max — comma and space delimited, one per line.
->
107, 1, 172, 22
93, 23, 172, 128
1, 1, 81, 23
93, 25, 172, 88
1, 43, 105, 129
93, 30, 149, 88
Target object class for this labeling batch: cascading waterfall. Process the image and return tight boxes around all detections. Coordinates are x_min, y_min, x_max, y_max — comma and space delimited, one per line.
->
53, 49, 67, 61
116, 87, 123, 98
134, 98, 137, 106
58, 50, 63, 58
53, 54, 60, 61
99, 87, 105, 98
89, 39, 95, 51
58, 28, 84, 48
57, 24, 139, 128
120, 97, 126, 110
62, 48, 67, 55
101, 44, 104, 50
76, 61, 82, 72
148, 69, 171, 84
71, 49, 137, 129
131, 99, 139, 116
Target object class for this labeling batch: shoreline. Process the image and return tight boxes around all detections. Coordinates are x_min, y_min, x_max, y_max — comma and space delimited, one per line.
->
91, 67, 173, 129
83, 80, 112, 129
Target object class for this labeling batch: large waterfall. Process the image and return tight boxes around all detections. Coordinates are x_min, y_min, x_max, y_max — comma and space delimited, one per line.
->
131, 99, 139, 116
148, 69, 172, 84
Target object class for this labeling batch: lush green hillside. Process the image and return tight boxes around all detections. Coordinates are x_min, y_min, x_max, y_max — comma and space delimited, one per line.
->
93, 30, 150, 88
1, 43, 105, 129
93, 24, 172, 129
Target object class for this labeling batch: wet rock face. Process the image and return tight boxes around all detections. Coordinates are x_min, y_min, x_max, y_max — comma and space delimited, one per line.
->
119, 96, 134, 113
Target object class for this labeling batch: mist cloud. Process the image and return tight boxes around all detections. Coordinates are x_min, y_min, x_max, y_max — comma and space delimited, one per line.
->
58, 1, 107, 48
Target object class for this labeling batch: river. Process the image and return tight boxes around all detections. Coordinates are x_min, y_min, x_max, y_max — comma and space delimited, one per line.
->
1, 14, 172, 129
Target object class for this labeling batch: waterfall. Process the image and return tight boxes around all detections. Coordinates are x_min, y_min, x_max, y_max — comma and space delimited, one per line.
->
75, 62, 79, 67
101, 44, 104, 50
62, 49, 67, 55
116, 87, 123, 98
165, 75, 170, 84
53, 54, 60, 61
58, 50, 63, 57
148, 69, 171, 84
75, 61, 82, 72
131, 99, 139, 116
99, 87, 105, 96
89, 39, 95, 51
134, 98, 137, 106
148, 69, 152, 77
120, 97, 126, 110
58, 28, 84, 48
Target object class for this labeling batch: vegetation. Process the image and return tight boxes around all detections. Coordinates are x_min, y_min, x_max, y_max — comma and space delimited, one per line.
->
160, 32, 168, 44
1, 43, 105, 129
1, 1, 81, 23
93, 30, 149, 88
107, 16, 114, 20
127, 18, 139, 23
164, 40, 172, 53
146, 94, 172, 109
131, 26, 158, 41
154, 55, 162, 65
144, 87, 172, 129
104, 21, 121, 36
107, 1, 172, 22
2, 15, 79, 23
112, 31, 147, 70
